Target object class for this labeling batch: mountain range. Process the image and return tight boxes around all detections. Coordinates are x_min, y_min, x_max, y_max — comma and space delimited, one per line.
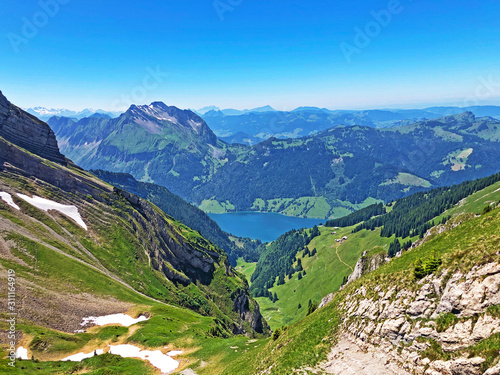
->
200, 105, 500, 144
193, 105, 277, 116
47, 102, 500, 219
2, 90, 500, 374
24, 107, 122, 121
0, 90, 270, 373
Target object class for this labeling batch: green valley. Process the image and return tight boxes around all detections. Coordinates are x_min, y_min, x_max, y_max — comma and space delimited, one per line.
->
221, 177, 500, 375
240, 172, 500, 331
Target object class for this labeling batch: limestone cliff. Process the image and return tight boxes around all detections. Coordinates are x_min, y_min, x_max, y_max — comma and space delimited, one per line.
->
0, 91, 66, 164
335, 262, 500, 375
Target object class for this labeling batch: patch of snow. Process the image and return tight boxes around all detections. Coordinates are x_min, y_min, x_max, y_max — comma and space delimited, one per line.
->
167, 350, 183, 356
109, 344, 180, 373
16, 194, 87, 230
62, 349, 104, 362
81, 313, 149, 327
0, 192, 20, 210
15, 346, 29, 360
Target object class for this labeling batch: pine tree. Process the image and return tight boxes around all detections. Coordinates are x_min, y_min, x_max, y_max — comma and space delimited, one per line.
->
277, 273, 285, 286
341, 275, 347, 286
388, 239, 401, 258
306, 299, 318, 316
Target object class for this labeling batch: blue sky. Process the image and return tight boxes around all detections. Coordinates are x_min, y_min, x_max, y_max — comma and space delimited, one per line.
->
1, 0, 499, 111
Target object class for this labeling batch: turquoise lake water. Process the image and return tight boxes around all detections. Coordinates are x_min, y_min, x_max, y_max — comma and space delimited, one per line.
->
208, 212, 324, 243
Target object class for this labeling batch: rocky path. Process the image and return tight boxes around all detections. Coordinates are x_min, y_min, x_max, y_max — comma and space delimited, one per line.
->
316, 336, 411, 374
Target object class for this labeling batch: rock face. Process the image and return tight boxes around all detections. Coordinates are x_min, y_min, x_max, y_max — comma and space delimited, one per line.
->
0, 91, 66, 164
130, 102, 218, 145
319, 250, 388, 309
116, 188, 220, 285
232, 289, 268, 334
347, 249, 388, 285
329, 262, 500, 375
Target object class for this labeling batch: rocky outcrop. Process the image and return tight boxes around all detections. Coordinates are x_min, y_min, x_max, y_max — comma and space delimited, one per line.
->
0, 91, 66, 164
232, 289, 268, 334
112, 188, 269, 335
116, 188, 220, 285
347, 249, 389, 285
319, 249, 388, 309
332, 262, 500, 374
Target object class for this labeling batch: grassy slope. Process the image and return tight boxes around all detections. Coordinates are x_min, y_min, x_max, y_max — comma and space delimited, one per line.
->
239, 177, 500, 333
247, 226, 393, 330
236, 258, 257, 285
223, 204, 500, 375
0, 200, 265, 374
0, 158, 265, 374
442, 179, 500, 217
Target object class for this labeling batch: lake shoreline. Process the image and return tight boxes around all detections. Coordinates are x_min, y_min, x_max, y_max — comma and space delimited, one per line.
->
208, 211, 324, 243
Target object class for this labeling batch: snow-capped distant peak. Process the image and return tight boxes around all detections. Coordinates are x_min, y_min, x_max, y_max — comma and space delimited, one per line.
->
26, 107, 71, 116
24, 107, 121, 120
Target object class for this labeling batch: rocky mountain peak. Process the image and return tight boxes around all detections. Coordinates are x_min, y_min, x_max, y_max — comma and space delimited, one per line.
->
125, 101, 218, 144
0, 91, 66, 164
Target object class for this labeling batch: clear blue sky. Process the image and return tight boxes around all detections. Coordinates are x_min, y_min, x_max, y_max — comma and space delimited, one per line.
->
1, 0, 499, 111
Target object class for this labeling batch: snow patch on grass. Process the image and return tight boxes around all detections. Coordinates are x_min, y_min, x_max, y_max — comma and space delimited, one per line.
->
16, 194, 87, 230
59, 344, 182, 373
15, 346, 29, 360
108, 344, 180, 373
62, 349, 104, 362
0, 192, 20, 210
81, 313, 149, 327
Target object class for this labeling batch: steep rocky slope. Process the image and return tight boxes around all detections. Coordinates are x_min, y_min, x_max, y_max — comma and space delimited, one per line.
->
315, 214, 500, 375
91, 169, 262, 265
0, 91, 65, 164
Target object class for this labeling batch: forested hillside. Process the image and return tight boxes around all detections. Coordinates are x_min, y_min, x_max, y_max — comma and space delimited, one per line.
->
249, 226, 320, 297
245, 169, 500, 330
327, 171, 500, 239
